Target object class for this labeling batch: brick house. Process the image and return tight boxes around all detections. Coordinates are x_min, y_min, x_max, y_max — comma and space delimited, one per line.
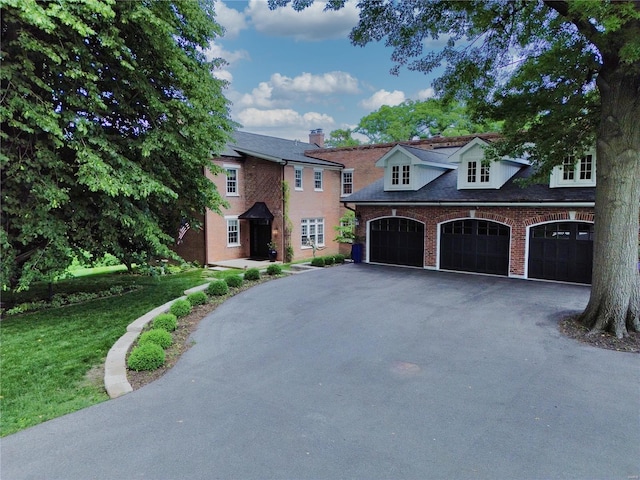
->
177, 129, 624, 284
328, 136, 599, 284
175, 130, 344, 265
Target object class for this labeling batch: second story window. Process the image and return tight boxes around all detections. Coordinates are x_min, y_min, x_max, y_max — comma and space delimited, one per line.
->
225, 167, 239, 196
342, 169, 353, 195
391, 165, 400, 185
562, 157, 575, 180
580, 155, 593, 180
402, 165, 410, 185
467, 161, 477, 183
295, 166, 303, 190
314, 169, 323, 191
480, 164, 490, 183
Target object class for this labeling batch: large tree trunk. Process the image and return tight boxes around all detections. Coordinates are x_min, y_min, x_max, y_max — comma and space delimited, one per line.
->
579, 63, 640, 338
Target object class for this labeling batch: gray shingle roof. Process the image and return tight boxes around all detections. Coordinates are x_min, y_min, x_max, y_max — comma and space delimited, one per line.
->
222, 131, 343, 168
344, 167, 595, 204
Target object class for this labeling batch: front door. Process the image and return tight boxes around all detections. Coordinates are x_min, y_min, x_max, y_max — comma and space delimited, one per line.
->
249, 220, 271, 259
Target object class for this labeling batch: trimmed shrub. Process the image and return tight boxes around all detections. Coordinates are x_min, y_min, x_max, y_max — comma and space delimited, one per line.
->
169, 299, 191, 318
324, 255, 335, 266
127, 343, 165, 371
187, 291, 207, 306
334, 254, 346, 264
266, 264, 282, 276
225, 274, 243, 288
138, 329, 173, 349
310, 257, 325, 267
207, 280, 229, 296
153, 313, 178, 332
244, 268, 260, 281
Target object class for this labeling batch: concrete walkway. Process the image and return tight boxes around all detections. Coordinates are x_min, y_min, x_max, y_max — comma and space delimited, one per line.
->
3, 265, 639, 480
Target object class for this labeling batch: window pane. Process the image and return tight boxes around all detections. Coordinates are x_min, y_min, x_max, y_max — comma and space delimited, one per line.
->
391, 165, 399, 185
467, 161, 477, 183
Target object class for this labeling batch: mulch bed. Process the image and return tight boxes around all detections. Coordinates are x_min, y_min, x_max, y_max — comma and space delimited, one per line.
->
558, 315, 640, 354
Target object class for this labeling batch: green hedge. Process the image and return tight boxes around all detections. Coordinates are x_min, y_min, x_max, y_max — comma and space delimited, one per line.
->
207, 280, 229, 296
225, 274, 243, 288
127, 343, 165, 371
138, 328, 173, 349
169, 298, 191, 318
153, 313, 178, 332
187, 291, 207, 306
244, 268, 260, 281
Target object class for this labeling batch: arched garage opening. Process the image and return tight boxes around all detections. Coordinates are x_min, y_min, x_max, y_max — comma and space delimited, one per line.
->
439, 219, 510, 276
369, 217, 425, 267
528, 222, 593, 284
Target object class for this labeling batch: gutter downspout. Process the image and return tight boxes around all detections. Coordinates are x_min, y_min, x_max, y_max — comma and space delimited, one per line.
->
280, 160, 288, 261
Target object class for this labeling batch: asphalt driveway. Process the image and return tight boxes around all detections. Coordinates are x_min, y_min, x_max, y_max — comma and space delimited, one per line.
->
3, 265, 639, 480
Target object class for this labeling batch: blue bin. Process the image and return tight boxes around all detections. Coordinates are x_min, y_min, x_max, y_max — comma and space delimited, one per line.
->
351, 243, 363, 263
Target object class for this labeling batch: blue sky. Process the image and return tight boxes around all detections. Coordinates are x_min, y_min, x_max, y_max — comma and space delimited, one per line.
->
208, 0, 446, 142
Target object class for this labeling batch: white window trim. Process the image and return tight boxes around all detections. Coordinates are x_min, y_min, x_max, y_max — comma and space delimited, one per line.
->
341, 168, 354, 197
550, 154, 596, 188
224, 165, 240, 197
225, 216, 240, 247
300, 217, 325, 248
294, 166, 303, 191
314, 168, 323, 191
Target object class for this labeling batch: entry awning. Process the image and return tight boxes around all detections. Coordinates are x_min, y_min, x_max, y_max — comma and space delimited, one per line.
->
238, 202, 274, 220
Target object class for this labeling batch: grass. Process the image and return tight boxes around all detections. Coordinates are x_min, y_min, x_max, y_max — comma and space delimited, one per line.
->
0, 269, 214, 437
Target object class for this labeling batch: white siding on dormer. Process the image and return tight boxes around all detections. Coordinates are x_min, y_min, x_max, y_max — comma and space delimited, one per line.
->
415, 164, 446, 189
452, 139, 527, 190
549, 151, 597, 188
384, 151, 412, 191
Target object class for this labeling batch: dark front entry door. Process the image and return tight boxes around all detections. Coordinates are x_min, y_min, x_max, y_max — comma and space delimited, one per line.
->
369, 217, 424, 267
440, 219, 510, 275
528, 222, 593, 284
249, 220, 271, 259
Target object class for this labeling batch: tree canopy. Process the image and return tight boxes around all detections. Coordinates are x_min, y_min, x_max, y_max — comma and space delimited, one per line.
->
325, 128, 362, 148
271, 0, 640, 337
1, 0, 235, 290
356, 99, 502, 143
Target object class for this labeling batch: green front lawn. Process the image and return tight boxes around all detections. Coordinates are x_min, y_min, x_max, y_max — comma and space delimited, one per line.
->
0, 269, 213, 437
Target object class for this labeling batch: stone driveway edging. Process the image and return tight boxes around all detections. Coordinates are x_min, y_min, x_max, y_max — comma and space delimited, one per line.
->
103, 283, 210, 399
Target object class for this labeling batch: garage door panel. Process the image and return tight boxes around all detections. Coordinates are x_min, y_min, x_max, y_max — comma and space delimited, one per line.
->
440, 220, 509, 276
370, 218, 424, 267
528, 222, 593, 283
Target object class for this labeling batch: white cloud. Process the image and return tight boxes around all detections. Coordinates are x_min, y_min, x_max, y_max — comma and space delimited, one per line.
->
236, 71, 360, 109
270, 72, 360, 95
205, 42, 249, 65
215, 1, 248, 40
359, 89, 406, 110
212, 69, 233, 83
247, 0, 359, 41
417, 87, 436, 100
236, 108, 334, 129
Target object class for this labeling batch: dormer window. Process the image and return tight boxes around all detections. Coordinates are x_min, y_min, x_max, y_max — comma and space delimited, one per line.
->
391, 165, 411, 186
467, 161, 490, 184
550, 153, 596, 188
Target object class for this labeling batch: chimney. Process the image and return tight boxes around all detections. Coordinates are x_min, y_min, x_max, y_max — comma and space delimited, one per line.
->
309, 128, 324, 148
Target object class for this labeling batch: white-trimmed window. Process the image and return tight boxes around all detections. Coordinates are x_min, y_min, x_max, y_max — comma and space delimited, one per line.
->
402, 164, 410, 185
550, 154, 596, 188
225, 167, 239, 196
226, 218, 240, 246
295, 166, 303, 190
314, 169, 323, 191
391, 165, 400, 185
301, 218, 324, 247
341, 169, 353, 196
480, 164, 490, 183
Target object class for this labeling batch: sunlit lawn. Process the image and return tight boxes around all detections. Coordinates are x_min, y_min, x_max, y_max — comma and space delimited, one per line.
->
0, 269, 215, 437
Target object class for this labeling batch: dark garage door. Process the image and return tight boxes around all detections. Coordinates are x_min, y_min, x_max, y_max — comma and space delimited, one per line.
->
528, 222, 593, 284
369, 217, 424, 267
440, 219, 510, 275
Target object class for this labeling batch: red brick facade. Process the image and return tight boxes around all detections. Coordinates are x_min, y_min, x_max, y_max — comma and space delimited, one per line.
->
355, 205, 596, 278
